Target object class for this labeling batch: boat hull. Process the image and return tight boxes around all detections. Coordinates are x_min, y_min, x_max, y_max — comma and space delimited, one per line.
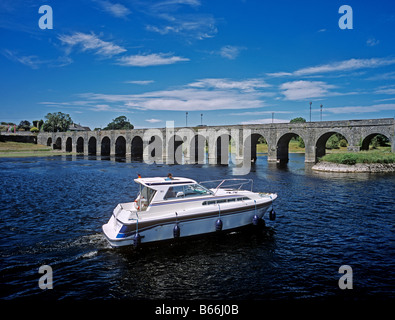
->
102, 202, 272, 247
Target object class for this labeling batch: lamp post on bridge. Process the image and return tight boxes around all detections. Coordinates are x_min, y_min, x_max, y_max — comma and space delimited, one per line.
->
186, 112, 188, 127
309, 101, 312, 122
320, 104, 323, 121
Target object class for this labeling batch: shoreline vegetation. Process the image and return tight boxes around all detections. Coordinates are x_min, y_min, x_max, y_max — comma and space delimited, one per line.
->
1, 141, 394, 173
313, 149, 395, 173
0, 141, 74, 158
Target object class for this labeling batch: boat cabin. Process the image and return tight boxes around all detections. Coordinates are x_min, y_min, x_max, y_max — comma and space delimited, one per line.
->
134, 177, 213, 211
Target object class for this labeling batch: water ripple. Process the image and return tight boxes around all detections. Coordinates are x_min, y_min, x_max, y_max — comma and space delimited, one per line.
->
0, 154, 394, 300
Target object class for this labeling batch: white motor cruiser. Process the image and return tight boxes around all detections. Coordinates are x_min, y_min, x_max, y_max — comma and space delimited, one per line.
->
102, 176, 277, 247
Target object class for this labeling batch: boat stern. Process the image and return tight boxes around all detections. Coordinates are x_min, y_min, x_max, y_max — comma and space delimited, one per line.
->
102, 204, 138, 247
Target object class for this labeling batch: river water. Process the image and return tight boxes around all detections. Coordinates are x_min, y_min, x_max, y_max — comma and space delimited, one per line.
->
0, 153, 394, 302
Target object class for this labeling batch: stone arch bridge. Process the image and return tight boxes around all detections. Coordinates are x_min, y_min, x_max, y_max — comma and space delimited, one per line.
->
37, 118, 394, 164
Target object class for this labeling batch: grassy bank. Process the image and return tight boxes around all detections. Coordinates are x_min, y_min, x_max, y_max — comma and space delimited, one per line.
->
319, 150, 395, 165
0, 141, 72, 158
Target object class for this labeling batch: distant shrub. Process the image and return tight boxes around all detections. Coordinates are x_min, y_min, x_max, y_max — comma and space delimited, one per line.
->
326, 135, 339, 149
339, 154, 357, 165
339, 139, 347, 147
298, 136, 305, 148
30, 127, 39, 133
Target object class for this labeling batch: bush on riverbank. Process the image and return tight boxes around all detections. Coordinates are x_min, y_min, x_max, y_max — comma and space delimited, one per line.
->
319, 150, 395, 165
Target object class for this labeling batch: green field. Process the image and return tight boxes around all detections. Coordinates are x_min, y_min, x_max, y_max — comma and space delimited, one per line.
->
0, 141, 73, 158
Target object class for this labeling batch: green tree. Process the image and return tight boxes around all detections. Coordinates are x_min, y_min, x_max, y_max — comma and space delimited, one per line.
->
104, 116, 134, 130
290, 117, 306, 123
18, 120, 31, 131
42, 112, 73, 132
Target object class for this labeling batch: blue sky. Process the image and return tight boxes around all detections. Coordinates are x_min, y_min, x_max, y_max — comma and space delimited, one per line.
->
1, 0, 395, 129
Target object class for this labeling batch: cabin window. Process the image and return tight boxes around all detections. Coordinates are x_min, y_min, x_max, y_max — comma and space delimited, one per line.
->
202, 197, 246, 205
183, 184, 212, 197
165, 184, 212, 200
164, 185, 185, 199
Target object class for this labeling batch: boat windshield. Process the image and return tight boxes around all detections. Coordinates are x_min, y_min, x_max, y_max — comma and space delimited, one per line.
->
136, 186, 156, 211
164, 183, 212, 200
141, 186, 156, 203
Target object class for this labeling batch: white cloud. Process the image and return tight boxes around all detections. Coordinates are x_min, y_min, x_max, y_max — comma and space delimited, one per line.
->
294, 57, 395, 76
78, 78, 268, 111
2, 50, 73, 69
121, 88, 264, 111
366, 71, 395, 81
265, 72, 293, 77
188, 78, 270, 91
95, 0, 131, 18
280, 80, 335, 100
146, 16, 217, 40
117, 53, 189, 66
144, 0, 217, 40
145, 118, 163, 123
374, 85, 395, 95
2, 50, 44, 69
58, 32, 126, 58
366, 38, 379, 47
219, 45, 243, 60
266, 57, 395, 77
324, 103, 395, 114
124, 80, 155, 85
42, 77, 271, 113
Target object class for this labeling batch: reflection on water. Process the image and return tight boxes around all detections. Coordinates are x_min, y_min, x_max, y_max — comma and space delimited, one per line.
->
0, 153, 394, 300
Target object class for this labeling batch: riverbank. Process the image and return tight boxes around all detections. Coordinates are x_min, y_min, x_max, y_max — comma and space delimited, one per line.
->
313, 150, 395, 172
312, 161, 395, 173
0, 141, 73, 158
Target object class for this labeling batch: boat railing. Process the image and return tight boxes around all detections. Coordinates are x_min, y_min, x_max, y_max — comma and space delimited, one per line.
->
199, 178, 253, 195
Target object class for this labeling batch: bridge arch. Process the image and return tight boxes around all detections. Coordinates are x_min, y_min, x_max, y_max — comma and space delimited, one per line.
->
115, 135, 126, 156
315, 131, 349, 160
88, 136, 96, 155
361, 132, 391, 151
190, 134, 207, 163
147, 134, 163, 161
54, 137, 62, 150
250, 133, 268, 163
101, 136, 110, 156
46, 137, 52, 147
131, 136, 143, 158
76, 137, 84, 153
66, 137, 72, 152
167, 135, 184, 164
276, 132, 306, 163
215, 131, 231, 165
